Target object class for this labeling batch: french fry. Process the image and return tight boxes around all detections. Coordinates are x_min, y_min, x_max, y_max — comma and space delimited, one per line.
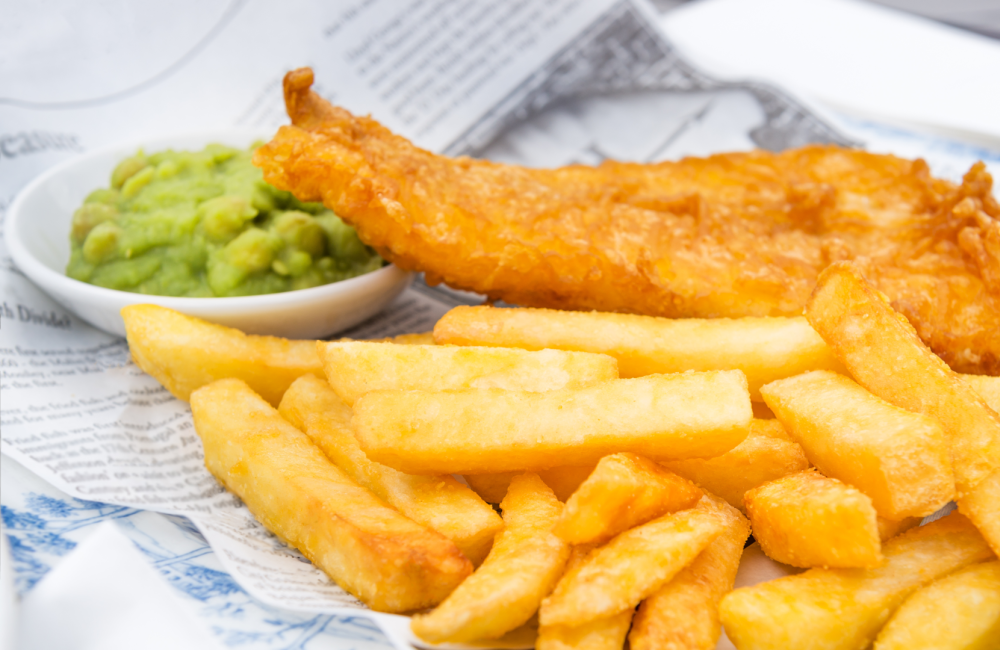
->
872, 561, 1000, 650
464, 473, 516, 505
750, 418, 794, 441
661, 419, 810, 513
761, 370, 954, 519
317, 341, 618, 406
719, 512, 995, 650
535, 611, 633, 650
278, 374, 503, 565
536, 546, 634, 650
539, 466, 597, 502
876, 516, 921, 542
464, 465, 596, 504
962, 373, 1000, 413
553, 453, 702, 545
409, 473, 570, 644
123, 304, 321, 405
805, 262, 1000, 497
189, 378, 472, 613
752, 401, 776, 419
433, 305, 844, 401
957, 375, 1000, 556
375, 331, 436, 345
958, 467, 1000, 557
352, 371, 752, 475
629, 496, 750, 650
338, 332, 437, 344
745, 469, 882, 568
539, 498, 727, 627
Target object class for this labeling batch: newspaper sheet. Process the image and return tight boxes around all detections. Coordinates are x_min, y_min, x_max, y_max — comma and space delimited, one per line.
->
2, 1, 994, 648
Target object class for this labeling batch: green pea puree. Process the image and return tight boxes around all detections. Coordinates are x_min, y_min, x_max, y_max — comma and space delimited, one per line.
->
66, 143, 383, 297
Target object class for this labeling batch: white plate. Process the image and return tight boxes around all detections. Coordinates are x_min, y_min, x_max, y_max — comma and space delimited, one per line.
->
4, 130, 412, 339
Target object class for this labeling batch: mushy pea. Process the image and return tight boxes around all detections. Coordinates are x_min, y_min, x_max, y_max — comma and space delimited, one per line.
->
66, 143, 383, 297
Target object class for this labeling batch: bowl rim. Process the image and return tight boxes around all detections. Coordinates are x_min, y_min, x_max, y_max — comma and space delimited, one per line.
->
4, 128, 409, 312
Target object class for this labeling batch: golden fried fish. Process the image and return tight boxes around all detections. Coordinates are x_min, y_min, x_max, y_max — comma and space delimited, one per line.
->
255, 68, 1000, 375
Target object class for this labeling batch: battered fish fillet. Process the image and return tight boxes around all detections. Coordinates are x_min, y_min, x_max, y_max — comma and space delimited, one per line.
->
254, 68, 1000, 375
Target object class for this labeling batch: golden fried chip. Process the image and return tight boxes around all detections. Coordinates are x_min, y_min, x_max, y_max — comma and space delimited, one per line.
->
661, 419, 810, 513
463, 473, 517, 505
338, 332, 436, 344
873, 561, 1000, 650
745, 469, 882, 568
123, 304, 321, 405
761, 370, 954, 519
629, 496, 750, 650
750, 418, 794, 441
536, 546, 633, 650
539, 466, 597, 502
958, 467, 1000, 557
465, 466, 596, 504
962, 373, 1000, 413
719, 512, 994, 650
876, 516, 921, 542
190, 379, 472, 613
410, 473, 570, 644
535, 611, 633, 650
553, 453, 702, 545
806, 262, 1000, 497
278, 374, 502, 565
318, 340, 617, 405
378, 331, 436, 345
752, 401, 777, 419
352, 372, 752, 475
434, 306, 844, 401
539, 499, 727, 627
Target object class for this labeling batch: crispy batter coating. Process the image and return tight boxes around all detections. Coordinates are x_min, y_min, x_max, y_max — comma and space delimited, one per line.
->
254, 68, 1000, 375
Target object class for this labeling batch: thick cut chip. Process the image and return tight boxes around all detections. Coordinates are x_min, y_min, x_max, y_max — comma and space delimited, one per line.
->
373, 331, 436, 345
465, 465, 596, 504
190, 379, 472, 613
963, 373, 1000, 413
876, 516, 921, 542
749, 418, 794, 442
353, 372, 752, 475
958, 467, 1000, 557
806, 262, 1000, 497
535, 611, 633, 650
539, 466, 596, 502
553, 453, 702, 545
719, 512, 995, 650
318, 340, 617, 406
661, 419, 810, 513
537, 546, 633, 650
338, 332, 436, 344
761, 370, 954, 519
278, 374, 502, 565
464, 473, 516, 505
752, 401, 776, 419
123, 304, 321, 405
539, 499, 727, 627
410, 474, 570, 644
629, 496, 750, 650
434, 306, 844, 401
873, 561, 1000, 650
745, 469, 882, 568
